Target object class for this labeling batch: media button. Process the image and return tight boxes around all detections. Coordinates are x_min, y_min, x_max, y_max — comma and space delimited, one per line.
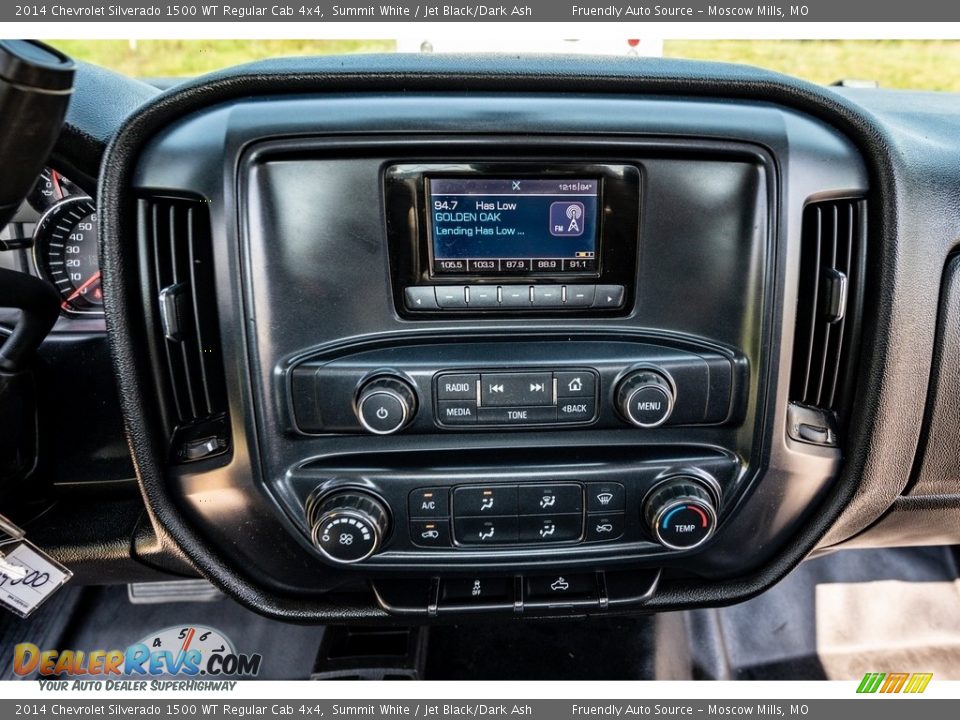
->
468, 259, 499, 273
468, 285, 499, 308
564, 285, 596, 307
455, 516, 518, 545
435, 285, 469, 308
437, 400, 478, 425
518, 514, 582, 543
557, 398, 596, 422
437, 374, 478, 401
499, 285, 532, 308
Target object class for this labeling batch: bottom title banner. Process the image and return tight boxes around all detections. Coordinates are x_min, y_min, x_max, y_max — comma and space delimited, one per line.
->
3, 701, 959, 720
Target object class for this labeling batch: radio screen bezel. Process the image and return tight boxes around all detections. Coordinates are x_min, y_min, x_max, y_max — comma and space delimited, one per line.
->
384, 161, 641, 315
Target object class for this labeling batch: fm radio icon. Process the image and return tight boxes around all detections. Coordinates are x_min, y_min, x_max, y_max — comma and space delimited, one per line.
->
550, 201, 585, 237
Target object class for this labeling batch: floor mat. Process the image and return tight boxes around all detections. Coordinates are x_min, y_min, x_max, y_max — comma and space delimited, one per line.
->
687, 545, 960, 680
425, 616, 659, 680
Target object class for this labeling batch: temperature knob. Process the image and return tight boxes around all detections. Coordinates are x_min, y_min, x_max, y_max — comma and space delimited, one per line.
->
616, 370, 675, 428
308, 492, 390, 564
355, 376, 417, 435
644, 478, 717, 550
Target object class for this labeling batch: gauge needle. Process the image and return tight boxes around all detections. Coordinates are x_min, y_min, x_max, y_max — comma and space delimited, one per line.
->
61, 270, 101, 309
51, 169, 63, 199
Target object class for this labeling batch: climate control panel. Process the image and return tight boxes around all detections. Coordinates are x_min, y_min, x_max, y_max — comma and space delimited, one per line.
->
291, 449, 733, 571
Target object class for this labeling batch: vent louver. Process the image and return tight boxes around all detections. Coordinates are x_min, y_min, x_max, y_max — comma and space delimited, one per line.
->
140, 197, 229, 463
788, 199, 866, 444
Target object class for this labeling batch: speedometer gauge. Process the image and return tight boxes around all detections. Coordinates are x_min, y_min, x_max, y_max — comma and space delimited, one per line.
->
33, 196, 102, 315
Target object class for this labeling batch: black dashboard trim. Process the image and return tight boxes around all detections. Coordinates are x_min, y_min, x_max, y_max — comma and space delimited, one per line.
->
97, 55, 908, 621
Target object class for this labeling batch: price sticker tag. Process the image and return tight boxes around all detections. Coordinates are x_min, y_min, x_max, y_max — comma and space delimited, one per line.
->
0, 515, 72, 618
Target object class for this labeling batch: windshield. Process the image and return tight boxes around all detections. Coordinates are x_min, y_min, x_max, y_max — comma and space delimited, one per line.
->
49, 39, 956, 90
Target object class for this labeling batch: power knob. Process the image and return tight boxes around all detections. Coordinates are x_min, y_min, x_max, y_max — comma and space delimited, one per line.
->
307, 492, 391, 564
643, 478, 718, 550
616, 369, 675, 428
355, 376, 417, 435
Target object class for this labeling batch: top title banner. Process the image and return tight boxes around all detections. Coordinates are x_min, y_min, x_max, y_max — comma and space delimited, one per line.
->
4, 0, 953, 22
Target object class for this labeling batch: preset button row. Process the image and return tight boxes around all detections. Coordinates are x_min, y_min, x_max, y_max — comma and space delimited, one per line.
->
404, 284, 625, 311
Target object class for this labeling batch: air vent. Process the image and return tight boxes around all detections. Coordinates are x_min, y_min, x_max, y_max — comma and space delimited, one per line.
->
788, 198, 866, 444
140, 197, 229, 463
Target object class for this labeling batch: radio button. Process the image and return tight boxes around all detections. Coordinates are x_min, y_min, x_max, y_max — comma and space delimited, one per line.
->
437, 374, 478, 401
518, 484, 582, 515
454, 486, 518, 518
468, 285, 499, 308
531, 286, 563, 307
533, 258, 562, 272
404, 286, 439, 310
564, 258, 597, 273
564, 285, 596, 307
455, 516, 518, 545
557, 398, 596, 422
518, 514, 582, 543
555, 371, 596, 398
478, 406, 557, 424
500, 285, 532, 308
501, 259, 531, 273
435, 286, 469, 308
437, 400, 478, 425
586, 482, 625, 512
481, 372, 553, 407
593, 284, 626, 308
468, 259, 499, 273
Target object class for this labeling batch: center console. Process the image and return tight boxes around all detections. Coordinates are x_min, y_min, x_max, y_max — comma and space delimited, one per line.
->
126, 92, 866, 620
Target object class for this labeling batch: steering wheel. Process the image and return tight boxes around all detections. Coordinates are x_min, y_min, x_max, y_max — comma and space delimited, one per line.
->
0, 40, 74, 485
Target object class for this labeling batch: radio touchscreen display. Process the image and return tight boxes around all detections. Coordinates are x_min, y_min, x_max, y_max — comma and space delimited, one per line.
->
427, 177, 600, 275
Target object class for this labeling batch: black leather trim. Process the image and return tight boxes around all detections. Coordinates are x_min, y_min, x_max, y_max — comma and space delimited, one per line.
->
97, 55, 928, 620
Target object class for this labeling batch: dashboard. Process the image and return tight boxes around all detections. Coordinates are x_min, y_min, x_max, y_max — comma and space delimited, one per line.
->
5, 55, 960, 623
